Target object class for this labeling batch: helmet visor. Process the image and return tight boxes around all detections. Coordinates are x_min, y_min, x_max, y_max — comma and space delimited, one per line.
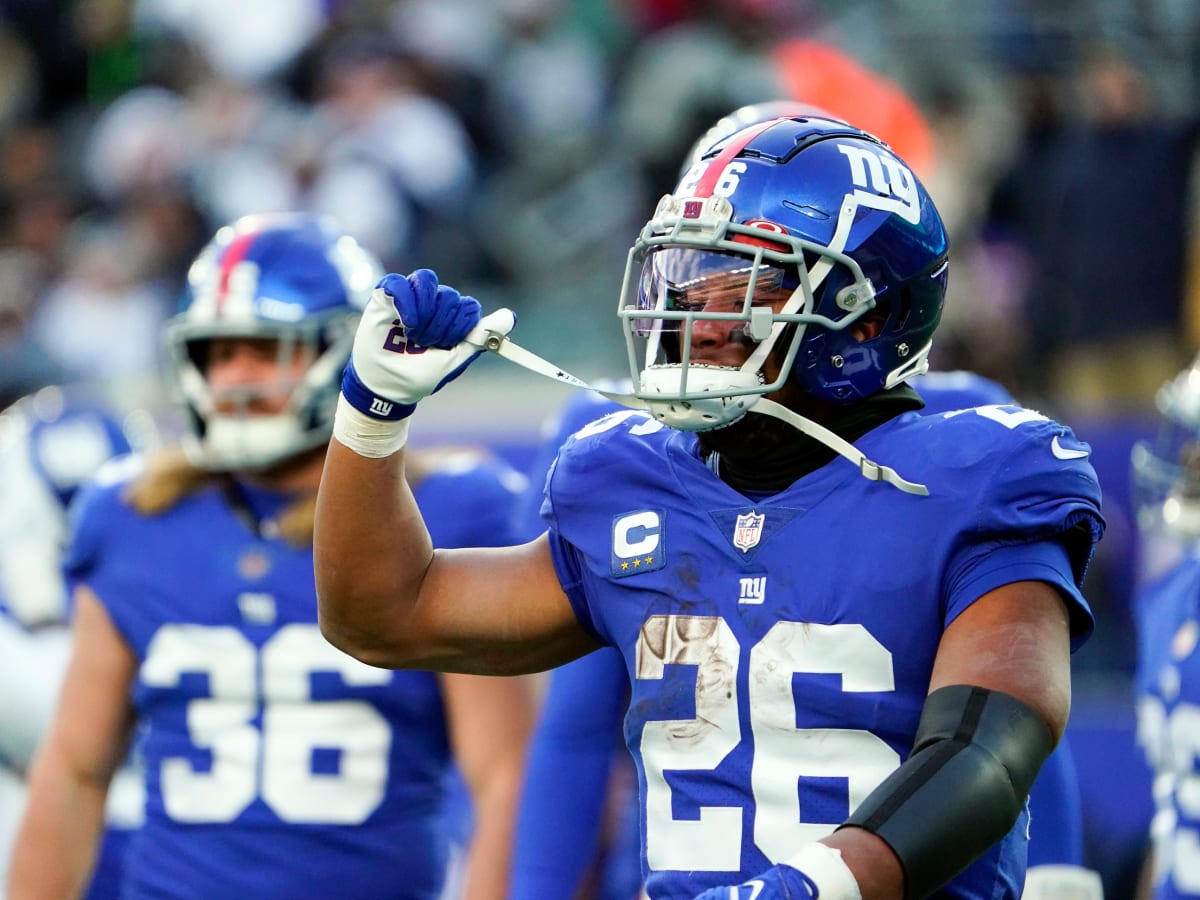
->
635, 248, 797, 334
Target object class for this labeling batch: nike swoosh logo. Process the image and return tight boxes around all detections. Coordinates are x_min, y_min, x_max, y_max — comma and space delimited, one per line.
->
1052, 435, 1089, 460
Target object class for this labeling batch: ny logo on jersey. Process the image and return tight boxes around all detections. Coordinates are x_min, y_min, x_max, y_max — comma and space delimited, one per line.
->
1173, 619, 1199, 661
738, 576, 766, 605
369, 397, 394, 417
732, 511, 764, 551
238, 591, 277, 625
611, 510, 666, 577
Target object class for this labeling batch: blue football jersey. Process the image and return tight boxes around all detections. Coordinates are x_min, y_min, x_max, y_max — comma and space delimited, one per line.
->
62, 451, 523, 900
1136, 550, 1200, 899
542, 405, 1104, 899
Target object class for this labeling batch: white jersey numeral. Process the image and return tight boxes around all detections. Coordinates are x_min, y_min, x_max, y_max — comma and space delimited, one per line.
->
1140, 695, 1200, 893
142, 623, 393, 824
635, 616, 899, 871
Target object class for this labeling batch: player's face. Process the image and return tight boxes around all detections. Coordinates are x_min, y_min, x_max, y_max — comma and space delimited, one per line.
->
640, 248, 793, 371
204, 337, 309, 416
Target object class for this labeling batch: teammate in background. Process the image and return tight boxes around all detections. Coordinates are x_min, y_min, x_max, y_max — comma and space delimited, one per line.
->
509, 371, 1102, 900
0, 386, 150, 899
8, 214, 534, 899
315, 115, 1105, 899
1131, 352, 1200, 899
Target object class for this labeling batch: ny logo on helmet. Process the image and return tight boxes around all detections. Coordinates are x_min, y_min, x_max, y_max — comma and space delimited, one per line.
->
837, 145, 920, 223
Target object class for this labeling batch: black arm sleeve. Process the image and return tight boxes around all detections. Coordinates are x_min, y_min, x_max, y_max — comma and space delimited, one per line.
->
839, 684, 1055, 900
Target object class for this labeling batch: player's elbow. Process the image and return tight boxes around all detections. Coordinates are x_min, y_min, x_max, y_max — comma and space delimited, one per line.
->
318, 611, 412, 669
317, 611, 367, 660
315, 586, 413, 669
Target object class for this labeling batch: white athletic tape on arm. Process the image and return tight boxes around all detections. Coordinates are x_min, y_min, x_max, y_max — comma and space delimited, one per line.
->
784, 843, 863, 900
332, 394, 411, 458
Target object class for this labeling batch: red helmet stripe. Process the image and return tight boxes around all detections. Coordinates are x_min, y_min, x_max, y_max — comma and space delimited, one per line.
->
215, 230, 259, 314
691, 119, 781, 197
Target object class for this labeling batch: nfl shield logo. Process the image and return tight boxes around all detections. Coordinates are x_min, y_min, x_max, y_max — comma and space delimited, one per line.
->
732, 511, 765, 552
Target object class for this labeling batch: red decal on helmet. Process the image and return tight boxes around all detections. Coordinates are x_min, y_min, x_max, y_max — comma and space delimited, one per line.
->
692, 119, 782, 197
682, 200, 704, 219
215, 231, 258, 314
733, 218, 791, 251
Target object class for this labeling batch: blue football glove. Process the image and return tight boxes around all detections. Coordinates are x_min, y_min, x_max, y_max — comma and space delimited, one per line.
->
692, 846, 861, 900
341, 268, 515, 421
693, 865, 817, 900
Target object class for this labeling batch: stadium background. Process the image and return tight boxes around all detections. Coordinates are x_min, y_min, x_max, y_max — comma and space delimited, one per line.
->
3, 1, 1200, 896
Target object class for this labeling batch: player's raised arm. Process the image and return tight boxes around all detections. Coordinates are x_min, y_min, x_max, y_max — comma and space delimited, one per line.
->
315, 269, 597, 675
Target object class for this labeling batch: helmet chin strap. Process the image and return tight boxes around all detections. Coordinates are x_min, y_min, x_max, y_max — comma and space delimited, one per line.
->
751, 398, 928, 495
478, 326, 929, 496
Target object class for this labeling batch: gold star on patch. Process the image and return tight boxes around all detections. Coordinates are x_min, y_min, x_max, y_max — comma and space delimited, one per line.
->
644, 556, 654, 565
621, 561, 630, 570
632, 559, 641, 567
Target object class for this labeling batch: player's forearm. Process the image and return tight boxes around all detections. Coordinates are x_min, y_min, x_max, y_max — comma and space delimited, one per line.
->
460, 768, 526, 900
7, 751, 107, 898
820, 828, 905, 900
314, 438, 435, 667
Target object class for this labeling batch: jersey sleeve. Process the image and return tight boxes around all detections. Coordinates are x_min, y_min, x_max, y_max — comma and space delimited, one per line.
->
544, 530, 604, 644
941, 411, 1105, 646
539, 418, 645, 647
61, 459, 141, 598
511, 395, 627, 543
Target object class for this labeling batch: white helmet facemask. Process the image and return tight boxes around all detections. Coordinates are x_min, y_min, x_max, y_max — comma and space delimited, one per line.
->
471, 192, 929, 496
617, 194, 880, 431
168, 314, 358, 471
1133, 359, 1200, 539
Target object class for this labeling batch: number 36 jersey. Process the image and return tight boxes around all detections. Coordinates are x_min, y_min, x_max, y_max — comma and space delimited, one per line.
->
63, 453, 524, 899
542, 405, 1105, 900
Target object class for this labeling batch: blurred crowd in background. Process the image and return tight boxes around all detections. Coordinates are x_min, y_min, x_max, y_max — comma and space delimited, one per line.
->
2, 0, 1199, 410
1, 0, 1199, 895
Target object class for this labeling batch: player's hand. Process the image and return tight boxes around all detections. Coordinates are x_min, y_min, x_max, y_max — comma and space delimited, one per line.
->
692, 865, 816, 900
341, 269, 515, 421
693, 845, 861, 900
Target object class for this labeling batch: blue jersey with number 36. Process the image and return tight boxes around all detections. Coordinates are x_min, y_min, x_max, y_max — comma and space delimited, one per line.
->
63, 452, 523, 900
542, 405, 1104, 900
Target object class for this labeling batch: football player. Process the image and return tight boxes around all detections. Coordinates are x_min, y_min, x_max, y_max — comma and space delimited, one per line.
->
8, 214, 534, 899
316, 116, 1105, 899
1132, 352, 1200, 899
509, 370, 1102, 900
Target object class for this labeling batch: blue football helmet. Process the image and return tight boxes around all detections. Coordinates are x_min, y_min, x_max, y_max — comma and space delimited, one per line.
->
619, 114, 949, 432
678, 100, 840, 180
1132, 353, 1200, 538
166, 213, 382, 469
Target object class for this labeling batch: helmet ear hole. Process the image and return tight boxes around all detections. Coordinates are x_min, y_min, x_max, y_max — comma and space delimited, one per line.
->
851, 311, 887, 342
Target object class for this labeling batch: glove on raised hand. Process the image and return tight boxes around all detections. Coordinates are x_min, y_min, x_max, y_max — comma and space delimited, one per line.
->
335, 269, 515, 457
693, 866, 817, 900
692, 845, 861, 900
